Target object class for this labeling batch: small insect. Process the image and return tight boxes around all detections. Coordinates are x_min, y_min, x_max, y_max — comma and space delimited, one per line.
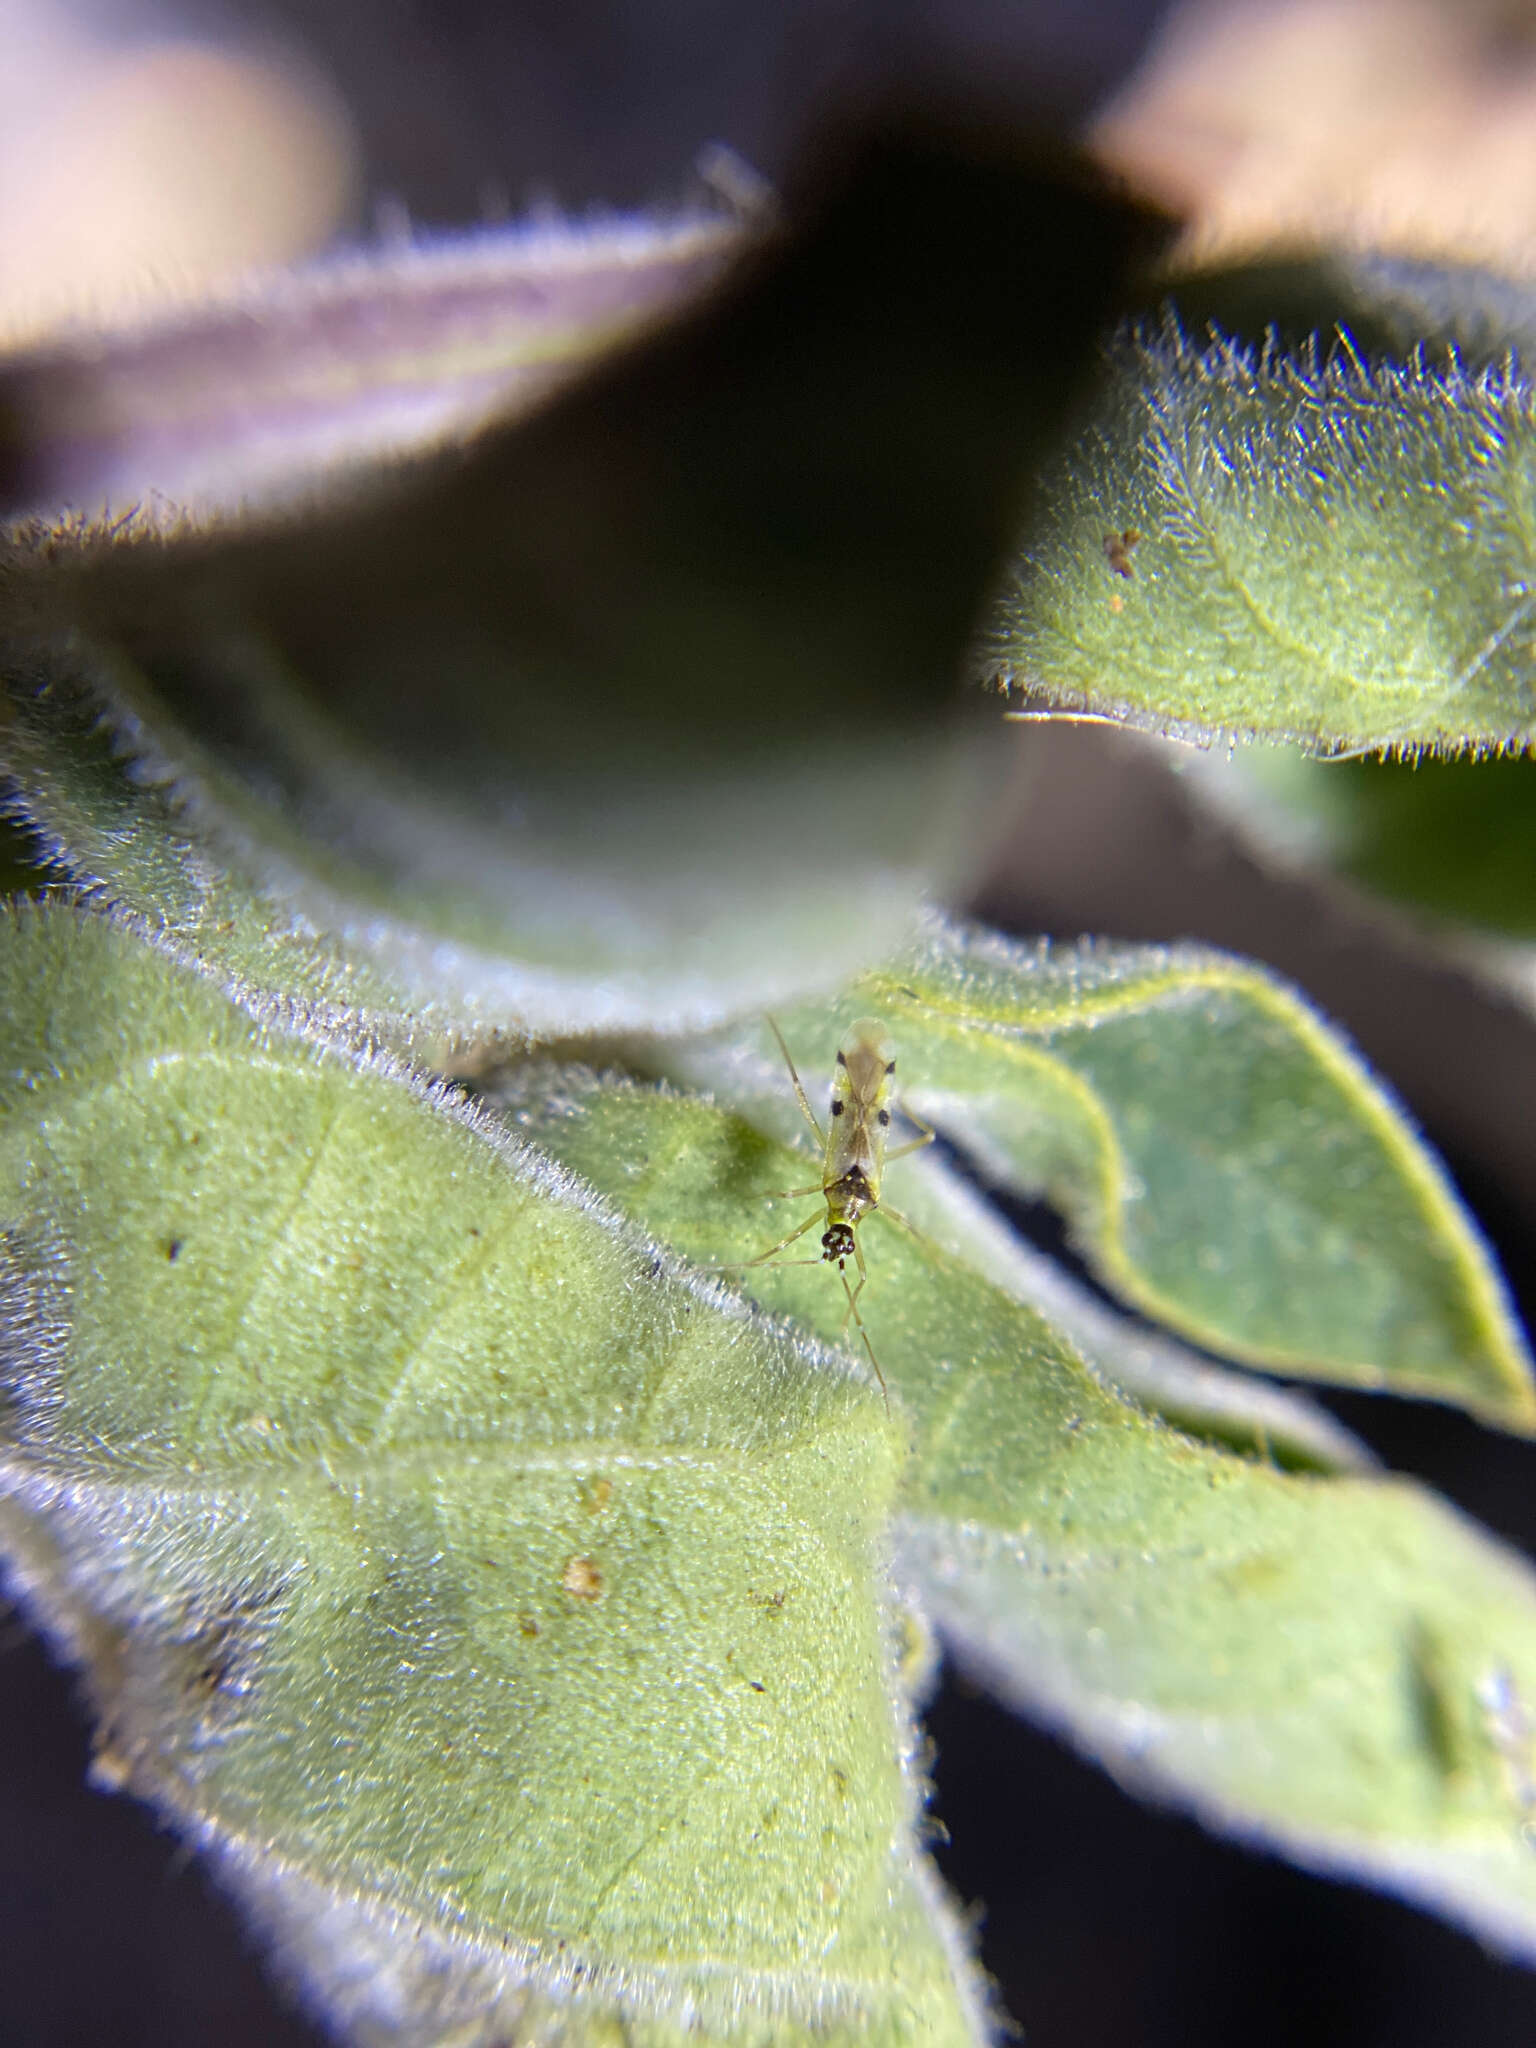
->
719, 1018, 934, 1404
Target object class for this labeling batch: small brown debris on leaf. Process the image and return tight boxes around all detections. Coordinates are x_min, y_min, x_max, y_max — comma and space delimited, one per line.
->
561, 1555, 604, 1600
1103, 527, 1141, 578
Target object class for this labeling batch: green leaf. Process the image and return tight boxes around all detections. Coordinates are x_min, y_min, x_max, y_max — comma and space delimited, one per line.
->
632, 1008, 1376, 1477
502, 1051, 1536, 1964
642, 917, 1532, 1429
895, 1478, 1536, 1966
0, 675, 432, 1046
505, 1055, 1371, 1475
0, 138, 1161, 1043
1209, 744, 1536, 943
14, 901, 1536, 2017
983, 316, 1536, 754
1134, 250, 1536, 372
881, 1148, 1379, 1477
0, 900, 990, 2048
883, 920, 1533, 1425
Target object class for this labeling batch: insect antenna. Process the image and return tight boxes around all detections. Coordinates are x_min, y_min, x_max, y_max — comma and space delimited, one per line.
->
837, 1257, 888, 1408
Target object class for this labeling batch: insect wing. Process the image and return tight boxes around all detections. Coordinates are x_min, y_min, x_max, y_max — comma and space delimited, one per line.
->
826, 1018, 896, 1193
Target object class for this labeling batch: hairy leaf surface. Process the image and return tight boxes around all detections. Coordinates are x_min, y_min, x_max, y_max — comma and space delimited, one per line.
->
646, 918, 1532, 1428
507, 1058, 1536, 1964
0, 902, 988, 2048
984, 318, 1536, 754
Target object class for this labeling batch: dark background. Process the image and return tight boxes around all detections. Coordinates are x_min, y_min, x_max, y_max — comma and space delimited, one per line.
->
9, 2, 1536, 2043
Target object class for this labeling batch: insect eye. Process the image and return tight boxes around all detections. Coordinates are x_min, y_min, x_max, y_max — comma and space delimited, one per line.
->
877, 1109, 890, 1128
830, 1099, 845, 1117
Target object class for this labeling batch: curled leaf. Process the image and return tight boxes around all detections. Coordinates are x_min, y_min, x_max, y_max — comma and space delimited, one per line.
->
636, 917, 1531, 1429
865, 920, 1534, 1428
0, 215, 739, 522
1, 136, 1163, 1042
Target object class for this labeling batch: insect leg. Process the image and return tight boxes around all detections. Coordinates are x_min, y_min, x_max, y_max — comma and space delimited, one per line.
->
838, 1234, 887, 1407
884, 1101, 937, 1162
872, 1202, 938, 1256
767, 1016, 827, 1149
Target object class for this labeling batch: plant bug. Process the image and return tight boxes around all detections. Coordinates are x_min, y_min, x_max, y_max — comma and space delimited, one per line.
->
717, 1017, 935, 1405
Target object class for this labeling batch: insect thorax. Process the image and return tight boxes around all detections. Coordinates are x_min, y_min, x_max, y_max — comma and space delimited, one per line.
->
826, 1168, 874, 1226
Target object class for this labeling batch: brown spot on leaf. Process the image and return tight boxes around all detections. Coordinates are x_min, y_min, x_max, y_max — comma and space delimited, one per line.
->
1102, 527, 1141, 577
562, 1555, 604, 1600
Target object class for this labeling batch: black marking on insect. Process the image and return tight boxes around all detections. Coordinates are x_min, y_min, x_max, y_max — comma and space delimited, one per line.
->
711, 1018, 936, 1406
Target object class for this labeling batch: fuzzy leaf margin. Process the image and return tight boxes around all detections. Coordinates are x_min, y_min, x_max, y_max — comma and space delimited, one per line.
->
0, 900, 987, 2048
0, 214, 739, 523
984, 317, 1536, 755
650, 917, 1534, 1430
0, 136, 1164, 1046
505, 1037, 1536, 1968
